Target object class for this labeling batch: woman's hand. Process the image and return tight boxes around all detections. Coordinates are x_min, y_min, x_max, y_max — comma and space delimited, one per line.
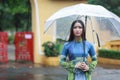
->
80, 62, 89, 71
75, 62, 89, 71
74, 62, 81, 68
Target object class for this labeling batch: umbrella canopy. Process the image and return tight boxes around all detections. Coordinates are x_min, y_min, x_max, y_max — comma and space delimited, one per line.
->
44, 3, 120, 45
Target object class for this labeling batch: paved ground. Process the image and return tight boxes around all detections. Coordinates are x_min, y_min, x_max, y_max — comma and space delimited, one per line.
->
8, 45, 15, 60
0, 62, 120, 80
0, 45, 119, 80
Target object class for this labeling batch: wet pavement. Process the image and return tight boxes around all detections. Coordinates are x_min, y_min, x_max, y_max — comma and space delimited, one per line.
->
8, 45, 15, 60
0, 62, 120, 80
0, 45, 119, 80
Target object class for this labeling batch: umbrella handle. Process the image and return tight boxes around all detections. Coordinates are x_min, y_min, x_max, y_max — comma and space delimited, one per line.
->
96, 32, 100, 47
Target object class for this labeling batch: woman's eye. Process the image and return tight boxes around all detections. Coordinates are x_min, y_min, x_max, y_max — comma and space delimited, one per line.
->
73, 26, 82, 29
73, 26, 77, 29
79, 26, 82, 29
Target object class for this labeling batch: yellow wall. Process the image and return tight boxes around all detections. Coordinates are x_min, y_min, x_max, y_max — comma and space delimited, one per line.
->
30, 0, 86, 63
38, 0, 87, 43
101, 40, 120, 50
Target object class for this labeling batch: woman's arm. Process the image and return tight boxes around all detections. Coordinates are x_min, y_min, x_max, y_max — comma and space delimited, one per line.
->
60, 55, 75, 73
88, 59, 97, 74
59, 43, 75, 73
88, 44, 97, 74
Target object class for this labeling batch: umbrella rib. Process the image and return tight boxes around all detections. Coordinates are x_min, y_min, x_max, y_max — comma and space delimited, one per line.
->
108, 19, 120, 37
89, 17, 96, 44
44, 20, 55, 34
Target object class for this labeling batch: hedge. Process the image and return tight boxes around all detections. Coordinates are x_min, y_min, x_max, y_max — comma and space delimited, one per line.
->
98, 49, 120, 60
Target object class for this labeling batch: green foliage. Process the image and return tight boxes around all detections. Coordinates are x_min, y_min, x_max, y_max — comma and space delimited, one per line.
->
0, 0, 31, 32
98, 49, 120, 59
56, 38, 65, 53
8, 35, 14, 44
42, 41, 60, 57
87, 0, 120, 16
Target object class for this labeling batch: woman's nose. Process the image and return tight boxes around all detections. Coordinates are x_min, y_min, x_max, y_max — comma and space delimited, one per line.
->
76, 27, 80, 30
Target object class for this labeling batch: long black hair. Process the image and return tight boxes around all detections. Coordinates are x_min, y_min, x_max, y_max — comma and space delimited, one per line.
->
68, 20, 86, 42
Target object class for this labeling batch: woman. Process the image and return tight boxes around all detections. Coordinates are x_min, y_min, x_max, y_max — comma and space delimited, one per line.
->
60, 20, 97, 80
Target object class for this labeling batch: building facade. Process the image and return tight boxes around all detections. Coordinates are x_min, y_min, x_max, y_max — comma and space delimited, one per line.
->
29, 0, 86, 63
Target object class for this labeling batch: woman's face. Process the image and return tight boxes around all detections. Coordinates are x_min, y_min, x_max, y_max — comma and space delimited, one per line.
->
73, 22, 83, 37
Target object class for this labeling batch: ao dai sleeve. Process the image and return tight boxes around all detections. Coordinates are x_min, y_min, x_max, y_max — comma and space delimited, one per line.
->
88, 44, 97, 74
60, 43, 75, 73
88, 44, 97, 61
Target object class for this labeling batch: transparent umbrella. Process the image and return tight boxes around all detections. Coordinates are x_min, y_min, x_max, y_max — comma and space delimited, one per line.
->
44, 3, 120, 46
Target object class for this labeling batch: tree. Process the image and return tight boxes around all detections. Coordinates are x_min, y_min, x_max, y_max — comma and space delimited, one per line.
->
0, 0, 31, 32
87, 0, 120, 16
